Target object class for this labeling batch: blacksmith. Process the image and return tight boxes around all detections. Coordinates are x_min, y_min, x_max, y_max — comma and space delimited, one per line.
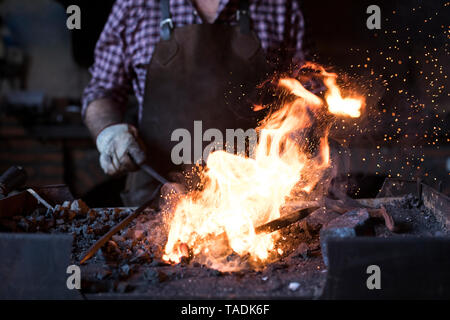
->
82, 0, 305, 206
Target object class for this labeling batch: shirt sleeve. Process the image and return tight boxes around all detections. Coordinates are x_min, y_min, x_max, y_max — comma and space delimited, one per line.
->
81, 0, 132, 118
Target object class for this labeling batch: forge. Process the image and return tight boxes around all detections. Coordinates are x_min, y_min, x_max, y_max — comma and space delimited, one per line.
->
0, 66, 449, 300
0, 178, 449, 299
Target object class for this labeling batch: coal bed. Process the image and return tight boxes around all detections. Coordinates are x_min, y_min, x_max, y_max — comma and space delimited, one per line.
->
1, 182, 448, 299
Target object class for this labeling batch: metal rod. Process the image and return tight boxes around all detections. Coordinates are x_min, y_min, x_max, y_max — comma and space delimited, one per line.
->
255, 206, 319, 234
140, 164, 169, 185
26, 188, 54, 211
79, 185, 161, 264
126, 151, 169, 185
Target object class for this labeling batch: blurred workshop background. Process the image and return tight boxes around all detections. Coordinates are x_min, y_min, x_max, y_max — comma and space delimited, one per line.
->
0, 0, 448, 207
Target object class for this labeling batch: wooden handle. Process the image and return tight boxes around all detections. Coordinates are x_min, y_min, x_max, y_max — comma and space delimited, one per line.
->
0, 166, 27, 196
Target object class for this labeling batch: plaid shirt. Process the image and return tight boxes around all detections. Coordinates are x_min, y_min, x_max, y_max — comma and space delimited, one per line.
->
82, 0, 305, 119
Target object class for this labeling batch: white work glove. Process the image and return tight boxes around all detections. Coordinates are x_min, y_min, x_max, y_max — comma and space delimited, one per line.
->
96, 124, 146, 175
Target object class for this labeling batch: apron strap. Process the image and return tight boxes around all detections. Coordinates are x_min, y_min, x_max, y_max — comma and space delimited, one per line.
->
237, 0, 250, 34
160, 0, 173, 41
159, 0, 251, 40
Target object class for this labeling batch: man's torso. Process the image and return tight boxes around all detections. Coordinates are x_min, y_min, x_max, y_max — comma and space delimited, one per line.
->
83, 0, 305, 119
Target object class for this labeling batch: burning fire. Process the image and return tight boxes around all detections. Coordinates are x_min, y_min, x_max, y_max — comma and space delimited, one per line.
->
162, 64, 364, 270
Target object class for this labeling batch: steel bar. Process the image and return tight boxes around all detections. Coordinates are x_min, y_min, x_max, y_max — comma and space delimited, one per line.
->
255, 206, 320, 234
140, 164, 169, 185
80, 186, 161, 264
26, 188, 54, 211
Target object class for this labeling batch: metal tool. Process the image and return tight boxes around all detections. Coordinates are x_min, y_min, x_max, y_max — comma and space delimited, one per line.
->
26, 188, 54, 211
126, 151, 170, 185
80, 205, 319, 264
0, 167, 80, 299
209, 206, 320, 246
140, 163, 169, 185
0, 184, 74, 218
0, 166, 60, 213
80, 160, 169, 264
255, 206, 319, 234
79, 186, 161, 264
0, 166, 27, 198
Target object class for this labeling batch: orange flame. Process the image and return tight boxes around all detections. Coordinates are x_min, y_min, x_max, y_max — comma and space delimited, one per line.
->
302, 62, 364, 118
324, 75, 363, 118
162, 65, 364, 270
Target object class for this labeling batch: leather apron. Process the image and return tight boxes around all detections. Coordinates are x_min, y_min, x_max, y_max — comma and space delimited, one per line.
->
121, 0, 273, 206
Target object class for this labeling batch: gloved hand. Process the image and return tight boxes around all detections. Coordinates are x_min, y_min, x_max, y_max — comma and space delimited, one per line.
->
96, 123, 146, 175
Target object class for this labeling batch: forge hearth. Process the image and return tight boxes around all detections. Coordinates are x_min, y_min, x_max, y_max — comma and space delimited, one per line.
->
0, 178, 449, 299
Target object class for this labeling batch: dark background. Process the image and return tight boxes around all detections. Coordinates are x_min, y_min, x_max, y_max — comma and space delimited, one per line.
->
0, 0, 448, 206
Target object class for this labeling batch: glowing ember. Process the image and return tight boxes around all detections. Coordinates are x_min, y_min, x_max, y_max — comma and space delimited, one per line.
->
162, 64, 364, 270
